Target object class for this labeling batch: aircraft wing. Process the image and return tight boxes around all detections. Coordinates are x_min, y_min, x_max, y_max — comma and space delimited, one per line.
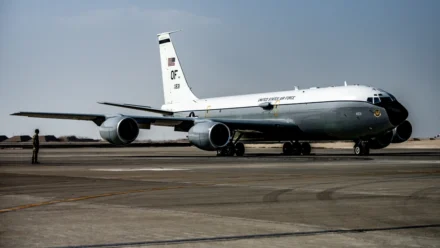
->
11, 112, 107, 126
11, 112, 298, 132
98, 102, 174, 116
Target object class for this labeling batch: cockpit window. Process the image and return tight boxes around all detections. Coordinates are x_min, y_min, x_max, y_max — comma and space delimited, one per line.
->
380, 97, 393, 103
388, 93, 396, 101
369, 89, 397, 104
367, 97, 382, 104
368, 96, 394, 104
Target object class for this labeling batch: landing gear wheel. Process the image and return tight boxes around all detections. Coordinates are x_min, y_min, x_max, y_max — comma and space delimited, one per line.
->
282, 142, 293, 155
301, 142, 311, 155
364, 143, 370, 156
235, 142, 245, 156
354, 141, 370, 156
292, 142, 302, 155
217, 149, 226, 156
223, 143, 235, 156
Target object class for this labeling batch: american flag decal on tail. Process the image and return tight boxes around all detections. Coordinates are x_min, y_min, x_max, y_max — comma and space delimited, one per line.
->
168, 57, 176, 67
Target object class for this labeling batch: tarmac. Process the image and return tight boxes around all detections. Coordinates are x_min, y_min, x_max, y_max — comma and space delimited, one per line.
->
0, 147, 439, 248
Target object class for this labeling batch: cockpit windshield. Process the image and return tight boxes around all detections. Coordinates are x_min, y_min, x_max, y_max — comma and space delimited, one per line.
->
367, 93, 395, 104
379, 97, 393, 103
367, 97, 381, 104
388, 93, 396, 101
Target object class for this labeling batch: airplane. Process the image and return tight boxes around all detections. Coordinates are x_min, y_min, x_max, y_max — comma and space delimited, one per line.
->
11, 30, 412, 156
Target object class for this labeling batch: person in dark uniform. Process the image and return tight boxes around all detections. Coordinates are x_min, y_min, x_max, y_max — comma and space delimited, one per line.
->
32, 129, 40, 164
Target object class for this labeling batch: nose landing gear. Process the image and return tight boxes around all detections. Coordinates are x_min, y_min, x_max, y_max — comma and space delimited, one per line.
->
354, 141, 370, 156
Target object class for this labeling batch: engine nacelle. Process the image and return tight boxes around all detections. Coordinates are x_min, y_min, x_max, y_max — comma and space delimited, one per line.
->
188, 122, 230, 151
392, 120, 412, 143
99, 116, 139, 145
369, 131, 393, 149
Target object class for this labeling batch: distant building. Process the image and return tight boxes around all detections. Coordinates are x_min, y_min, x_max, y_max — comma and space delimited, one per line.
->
6, 135, 32, 142
38, 135, 59, 142
0, 135, 8, 142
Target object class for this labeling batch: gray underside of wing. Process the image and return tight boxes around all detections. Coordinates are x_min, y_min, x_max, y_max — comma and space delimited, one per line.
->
11, 111, 297, 133
10, 111, 194, 128
11, 112, 107, 126
132, 115, 298, 132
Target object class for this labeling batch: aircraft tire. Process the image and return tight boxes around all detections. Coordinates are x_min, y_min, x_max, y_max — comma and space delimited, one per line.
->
292, 142, 302, 155
354, 141, 370, 156
235, 142, 245, 156
301, 142, 311, 155
224, 143, 236, 156
282, 142, 293, 155
364, 143, 370, 155
354, 143, 362, 155
217, 149, 226, 156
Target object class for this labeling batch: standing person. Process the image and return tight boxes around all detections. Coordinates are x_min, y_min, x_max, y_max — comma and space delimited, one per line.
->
32, 129, 40, 164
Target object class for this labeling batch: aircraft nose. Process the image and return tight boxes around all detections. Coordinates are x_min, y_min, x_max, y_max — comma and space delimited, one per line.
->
384, 101, 408, 126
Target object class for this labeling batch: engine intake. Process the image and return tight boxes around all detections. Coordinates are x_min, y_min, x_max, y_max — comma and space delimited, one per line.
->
188, 122, 230, 151
369, 131, 393, 149
392, 120, 412, 143
370, 120, 412, 148
99, 116, 139, 145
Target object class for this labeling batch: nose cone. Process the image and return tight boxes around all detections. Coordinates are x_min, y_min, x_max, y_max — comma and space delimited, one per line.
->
383, 101, 408, 126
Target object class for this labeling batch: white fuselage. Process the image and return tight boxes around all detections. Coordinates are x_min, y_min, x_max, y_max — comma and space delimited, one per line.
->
162, 85, 389, 113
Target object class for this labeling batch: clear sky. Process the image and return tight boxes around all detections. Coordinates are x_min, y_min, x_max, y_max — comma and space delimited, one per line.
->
1, 0, 439, 139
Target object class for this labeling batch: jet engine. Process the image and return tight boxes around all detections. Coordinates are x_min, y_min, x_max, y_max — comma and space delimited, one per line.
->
369, 131, 393, 149
188, 122, 231, 151
391, 120, 412, 143
99, 116, 139, 145
370, 120, 412, 148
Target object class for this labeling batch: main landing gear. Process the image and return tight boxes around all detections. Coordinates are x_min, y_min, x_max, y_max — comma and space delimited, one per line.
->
354, 141, 370, 156
217, 142, 245, 157
282, 141, 312, 156
217, 133, 245, 157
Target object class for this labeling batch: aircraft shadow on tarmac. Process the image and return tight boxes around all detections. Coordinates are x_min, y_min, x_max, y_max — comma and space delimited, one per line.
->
128, 150, 440, 159
52, 224, 440, 248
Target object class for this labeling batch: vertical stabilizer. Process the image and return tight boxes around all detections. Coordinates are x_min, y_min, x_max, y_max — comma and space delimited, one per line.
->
157, 31, 198, 105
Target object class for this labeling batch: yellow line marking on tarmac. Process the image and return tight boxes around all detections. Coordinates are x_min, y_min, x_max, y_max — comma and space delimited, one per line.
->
0, 186, 185, 214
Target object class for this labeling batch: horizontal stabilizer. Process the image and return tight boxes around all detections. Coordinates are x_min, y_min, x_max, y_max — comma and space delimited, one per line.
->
98, 102, 174, 116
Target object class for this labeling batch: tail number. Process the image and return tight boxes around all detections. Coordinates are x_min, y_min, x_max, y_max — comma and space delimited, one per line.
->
171, 70, 178, 80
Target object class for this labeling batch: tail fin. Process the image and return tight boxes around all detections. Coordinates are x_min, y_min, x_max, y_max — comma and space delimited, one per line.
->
157, 31, 198, 105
